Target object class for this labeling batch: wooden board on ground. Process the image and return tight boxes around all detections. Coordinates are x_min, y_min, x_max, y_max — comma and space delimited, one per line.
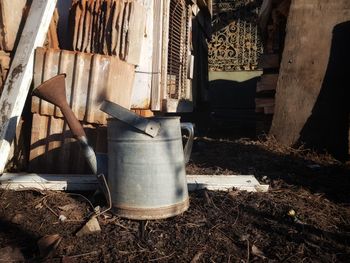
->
0, 0, 57, 174
0, 174, 269, 192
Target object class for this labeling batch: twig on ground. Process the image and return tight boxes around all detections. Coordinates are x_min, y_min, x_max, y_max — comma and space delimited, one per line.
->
43, 199, 58, 217
246, 239, 250, 263
66, 251, 99, 258
149, 252, 175, 262
67, 193, 95, 211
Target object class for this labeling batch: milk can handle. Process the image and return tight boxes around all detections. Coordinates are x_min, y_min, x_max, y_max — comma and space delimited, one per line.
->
181, 123, 194, 164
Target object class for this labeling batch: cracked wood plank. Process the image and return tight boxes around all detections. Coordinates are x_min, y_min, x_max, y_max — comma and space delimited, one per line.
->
0, 0, 57, 173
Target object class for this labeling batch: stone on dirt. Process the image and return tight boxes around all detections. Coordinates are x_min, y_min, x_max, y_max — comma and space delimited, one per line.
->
76, 216, 101, 237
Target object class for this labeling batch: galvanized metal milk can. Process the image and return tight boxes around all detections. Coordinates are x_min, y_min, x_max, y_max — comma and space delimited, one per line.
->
103, 102, 193, 220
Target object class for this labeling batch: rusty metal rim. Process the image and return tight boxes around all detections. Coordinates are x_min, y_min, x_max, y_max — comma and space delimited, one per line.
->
112, 198, 190, 220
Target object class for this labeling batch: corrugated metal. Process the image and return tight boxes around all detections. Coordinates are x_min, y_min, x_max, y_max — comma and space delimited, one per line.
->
29, 113, 107, 174
32, 47, 136, 125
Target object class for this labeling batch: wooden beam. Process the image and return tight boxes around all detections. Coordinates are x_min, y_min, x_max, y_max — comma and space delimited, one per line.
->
125, 1, 147, 65
0, 173, 269, 192
187, 175, 269, 192
196, 0, 212, 16
256, 74, 279, 92
150, 0, 164, 111
258, 54, 280, 69
255, 98, 275, 108
162, 98, 194, 113
0, 0, 57, 173
160, 0, 171, 110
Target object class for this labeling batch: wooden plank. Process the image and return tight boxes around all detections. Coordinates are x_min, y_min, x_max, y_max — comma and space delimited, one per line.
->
130, 0, 154, 109
263, 106, 275, 115
32, 49, 45, 116
113, 0, 125, 55
47, 9, 60, 49
163, 98, 193, 113
187, 175, 268, 192
196, 0, 212, 16
104, 0, 112, 54
0, 173, 98, 191
255, 98, 275, 108
32, 48, 135, 124
120, 1, 131, 60
85, 0, 95, 53
29, 113, 106, 174
0, 0, 27, 51
160, 0, 170, 110
0, 51, 10, 91
106, 57, 135, 109
150, 0, 164, 111
40, 48, 60, 116
0, 174, 269, 192
258, 54, 280, 69
0, 0, 57, 173
256, 74, 278, 92
125, 1, 147, 65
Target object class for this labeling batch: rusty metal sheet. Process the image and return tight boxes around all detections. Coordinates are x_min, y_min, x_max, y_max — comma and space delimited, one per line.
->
29, 113, 107, 174
32, 47, 135, 125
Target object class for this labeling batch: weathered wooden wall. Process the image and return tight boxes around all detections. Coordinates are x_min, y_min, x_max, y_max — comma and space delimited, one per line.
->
270, 0, 350, 160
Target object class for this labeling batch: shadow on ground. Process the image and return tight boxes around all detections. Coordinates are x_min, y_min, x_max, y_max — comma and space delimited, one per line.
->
187, 137, 350, 204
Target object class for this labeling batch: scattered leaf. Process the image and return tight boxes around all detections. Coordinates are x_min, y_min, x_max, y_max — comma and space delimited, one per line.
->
252, 244, 266, 259
37, 234, 62, 258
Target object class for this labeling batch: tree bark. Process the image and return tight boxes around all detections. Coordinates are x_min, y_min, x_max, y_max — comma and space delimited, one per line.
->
270, 0, 350, 160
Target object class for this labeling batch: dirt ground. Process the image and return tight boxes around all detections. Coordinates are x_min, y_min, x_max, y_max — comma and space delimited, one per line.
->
0, 136, 349, 262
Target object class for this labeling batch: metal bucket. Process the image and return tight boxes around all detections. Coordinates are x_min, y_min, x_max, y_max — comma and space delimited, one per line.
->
107, 116, 193, 220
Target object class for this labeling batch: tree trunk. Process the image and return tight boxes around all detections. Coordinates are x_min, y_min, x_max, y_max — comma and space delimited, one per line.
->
270, 0, 350, 160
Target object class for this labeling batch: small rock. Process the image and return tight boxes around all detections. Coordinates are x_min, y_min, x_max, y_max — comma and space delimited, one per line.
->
59, 214, 67, 222
0, 246, 24, 262
76, 216, 101, 237
11, 214, 24, 224
35, 203, 43, 209
94, 206, 101, 214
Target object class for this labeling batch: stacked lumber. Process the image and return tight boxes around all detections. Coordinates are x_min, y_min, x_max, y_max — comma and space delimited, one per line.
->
255, 73, 278, 114
69, 0, 146, 65
255, 0, 291, 115
29, 47, 136, 173
45, 9, 60, 49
